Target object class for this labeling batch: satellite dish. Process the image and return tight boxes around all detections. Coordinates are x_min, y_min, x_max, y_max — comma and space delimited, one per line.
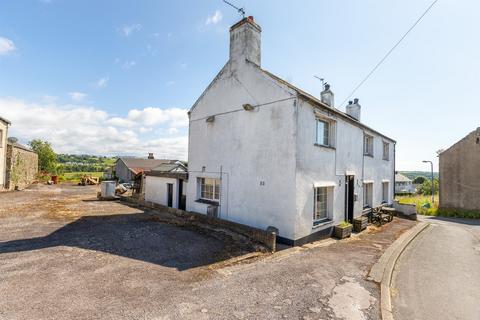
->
7, 137, 18, 144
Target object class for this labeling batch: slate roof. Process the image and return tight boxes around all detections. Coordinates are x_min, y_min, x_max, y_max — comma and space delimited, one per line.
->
7, 141, 36, 153
260, 67, 396, 143
118, 158, 173, 174
395, 173, 412, 183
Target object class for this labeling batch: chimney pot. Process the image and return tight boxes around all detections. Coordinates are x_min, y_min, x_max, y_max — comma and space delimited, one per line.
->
229, 16, 262, 67
346, 99, 361, 121
148, 153, 154, 159
320, 84, 335, 108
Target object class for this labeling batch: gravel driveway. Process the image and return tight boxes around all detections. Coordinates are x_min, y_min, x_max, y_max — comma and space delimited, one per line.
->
0, 184, 416, 320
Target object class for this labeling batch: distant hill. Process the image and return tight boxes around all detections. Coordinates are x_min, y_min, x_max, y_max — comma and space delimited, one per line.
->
399, 171, 439, 180
57, 154, 117, 173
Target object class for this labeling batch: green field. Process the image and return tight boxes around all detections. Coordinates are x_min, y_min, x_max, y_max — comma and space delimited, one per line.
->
60, 172, 103, 182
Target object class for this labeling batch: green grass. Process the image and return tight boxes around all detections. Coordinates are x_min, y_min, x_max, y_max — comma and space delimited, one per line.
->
60, 172, 103, 182
396, 194, 480, 219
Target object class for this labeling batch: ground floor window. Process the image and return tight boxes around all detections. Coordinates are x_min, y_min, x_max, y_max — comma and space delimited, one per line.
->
364, 183, 373, 208
314, 187, 330, 222
382, 182, 389, 203
198, 178, 220, 202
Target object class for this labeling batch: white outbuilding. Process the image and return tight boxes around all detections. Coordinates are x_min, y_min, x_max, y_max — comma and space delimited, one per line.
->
186, 16, 396, 245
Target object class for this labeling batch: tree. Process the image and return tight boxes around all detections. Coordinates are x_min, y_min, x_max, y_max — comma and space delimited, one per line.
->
418, 178, 439, 195
28, 139, 57, 173
413, 176, 426, 184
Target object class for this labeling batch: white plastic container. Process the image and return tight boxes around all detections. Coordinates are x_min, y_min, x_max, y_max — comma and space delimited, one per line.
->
100, 181, 116, 199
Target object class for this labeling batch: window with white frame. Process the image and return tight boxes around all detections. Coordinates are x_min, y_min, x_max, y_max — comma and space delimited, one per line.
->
316, 118, 334, 147
383, 141, 390, 160
364, 134, 374, 156
198, 178, 220, 202
382, 182, 389, 203
314, 187, 330, 223
363, 182, 373, 208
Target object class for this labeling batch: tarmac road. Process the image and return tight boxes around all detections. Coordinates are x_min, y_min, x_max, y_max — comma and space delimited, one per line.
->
392, 215, 480, 320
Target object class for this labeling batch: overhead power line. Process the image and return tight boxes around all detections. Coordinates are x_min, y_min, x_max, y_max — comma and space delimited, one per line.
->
340, 0, 438, 107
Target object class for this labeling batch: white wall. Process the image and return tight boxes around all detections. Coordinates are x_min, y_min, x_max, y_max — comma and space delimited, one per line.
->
0, 121, 8, 187
294, 99, 395, 240
187, 61, 299, 240
145, 176, 179, 208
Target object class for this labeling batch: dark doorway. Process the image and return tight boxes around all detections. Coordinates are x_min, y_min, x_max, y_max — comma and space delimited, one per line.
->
178, 179, 186, 210
167, 183, 173, 208
345, 175, 355, 223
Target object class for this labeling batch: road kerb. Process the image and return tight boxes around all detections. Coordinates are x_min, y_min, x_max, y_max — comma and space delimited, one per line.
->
369, 222, 430, 320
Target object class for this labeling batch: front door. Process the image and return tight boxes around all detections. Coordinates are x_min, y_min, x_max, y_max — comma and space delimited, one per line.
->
178, 179, 186, 210
345, 175, 355, 223
167, 183, 173, 208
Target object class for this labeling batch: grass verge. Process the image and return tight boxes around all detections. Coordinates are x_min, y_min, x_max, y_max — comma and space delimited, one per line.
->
396, 194, 480, 219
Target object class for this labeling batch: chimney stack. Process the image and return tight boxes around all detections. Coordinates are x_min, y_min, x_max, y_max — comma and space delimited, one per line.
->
346, 98, 361, 121
320, 83, 334, 107
148, 153, 154, 159
229, 16, 262, 67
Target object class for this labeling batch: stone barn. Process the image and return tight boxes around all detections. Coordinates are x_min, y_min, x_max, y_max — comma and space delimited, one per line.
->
5, 139, 38, 190
439, 128, 480, 211
0, 116, 10, 189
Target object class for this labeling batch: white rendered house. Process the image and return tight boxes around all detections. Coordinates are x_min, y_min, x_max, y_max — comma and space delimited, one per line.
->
186, 17, 396, 245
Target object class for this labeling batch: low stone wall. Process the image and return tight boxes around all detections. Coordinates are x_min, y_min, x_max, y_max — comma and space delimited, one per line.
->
121, 197, 277, 252
5, 144, 38, 191
393, 200, 417, 220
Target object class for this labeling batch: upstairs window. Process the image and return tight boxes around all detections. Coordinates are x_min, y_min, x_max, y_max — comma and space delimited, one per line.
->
383, 142, 390, 160
364, 134, 374, 157
0, 129, 2, 148
198, 178, 220, 202
316, 119, 330, 147
363, 182, 373, 209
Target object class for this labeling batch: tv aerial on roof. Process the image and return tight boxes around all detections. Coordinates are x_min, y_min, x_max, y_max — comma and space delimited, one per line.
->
314, 75, 327, 89
223, 0, 246, 18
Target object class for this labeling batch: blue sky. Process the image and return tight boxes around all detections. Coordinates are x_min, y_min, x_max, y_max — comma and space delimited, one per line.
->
0, 0, 478, 170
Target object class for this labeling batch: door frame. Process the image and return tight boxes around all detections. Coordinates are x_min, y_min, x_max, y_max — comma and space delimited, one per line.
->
345, 175, 355, 223
167, 183, 173, 208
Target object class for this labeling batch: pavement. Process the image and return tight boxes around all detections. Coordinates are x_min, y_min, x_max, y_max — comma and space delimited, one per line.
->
0, 183, 417, 320
391, 215, 480, 320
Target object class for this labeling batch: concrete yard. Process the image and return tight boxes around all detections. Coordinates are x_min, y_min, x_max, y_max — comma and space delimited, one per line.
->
0, 184, 416, 320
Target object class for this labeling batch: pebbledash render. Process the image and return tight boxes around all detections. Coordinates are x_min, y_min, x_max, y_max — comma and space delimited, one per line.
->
186, 17, 396, 245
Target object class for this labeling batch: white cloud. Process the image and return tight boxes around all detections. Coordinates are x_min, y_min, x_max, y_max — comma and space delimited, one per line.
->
127, 107, 188, 127
95, 77, 109, 88
69, 92, 87, 102
0, 98, 188, 159
121, 24, 142, 37
168, 127, 178, 135
122, 60, 136, 69
0, 37, 16, 56
206, 10, 223, 25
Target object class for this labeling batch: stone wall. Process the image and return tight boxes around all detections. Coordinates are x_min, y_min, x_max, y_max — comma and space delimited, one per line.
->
5, 143, 38, 190
121, 196, 277, 252
439, 129, 480, 211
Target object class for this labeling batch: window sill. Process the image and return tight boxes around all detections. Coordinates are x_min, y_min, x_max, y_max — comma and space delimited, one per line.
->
195, 199, 219, 206
364, 154, 374, 158
313, 219, 333, 229
382, 158, 390, 161
314, 143, 335, 150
